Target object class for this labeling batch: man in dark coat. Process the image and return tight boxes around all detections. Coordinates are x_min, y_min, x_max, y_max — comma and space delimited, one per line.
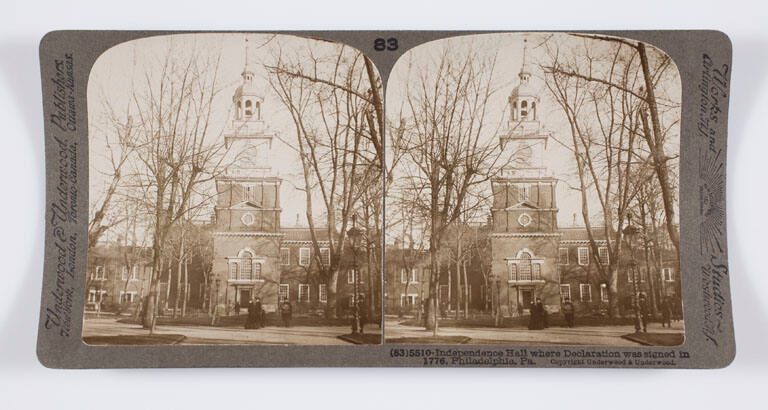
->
253, 297, 263, 328
660, 297, 672, 328
528, 298, 544, 330
280, 299, 292, 328
561, 297, 575, 328
245, 298, 257, 329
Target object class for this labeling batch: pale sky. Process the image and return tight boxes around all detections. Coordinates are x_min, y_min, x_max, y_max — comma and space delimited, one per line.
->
87, 33, 346, 231
385, 32, 681, 231
88, 32, 681, 243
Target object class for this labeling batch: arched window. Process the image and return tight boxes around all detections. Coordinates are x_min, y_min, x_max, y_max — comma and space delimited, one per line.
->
531, 101, 537, 120
240, 251, 253, 280
511, 101, 517, 121
519, 252, 532, 280
229, 262, 238, 280
520, 100, 528, 119
245, 100, 253, 117
254, 101, 261, 120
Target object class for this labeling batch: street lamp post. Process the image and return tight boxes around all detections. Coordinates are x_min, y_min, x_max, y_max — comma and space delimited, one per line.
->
623, 218, 642, 333
347, 215, 362, 334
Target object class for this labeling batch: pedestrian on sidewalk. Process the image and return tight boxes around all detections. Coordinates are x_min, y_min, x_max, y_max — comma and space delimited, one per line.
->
253, 297, 263, 328
562, 297, 575, 328
528, 298, 545, 330
245, 298, 256, 329
660, 296, 672, 328
280, 299, 292, 328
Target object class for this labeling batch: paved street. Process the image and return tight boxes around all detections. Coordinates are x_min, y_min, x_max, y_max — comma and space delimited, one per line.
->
384, 317, 684, 346
82, 318, 375, 345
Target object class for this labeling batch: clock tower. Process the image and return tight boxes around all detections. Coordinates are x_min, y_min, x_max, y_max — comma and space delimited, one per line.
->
211, 40, 283, 313
490, 39, 561, 316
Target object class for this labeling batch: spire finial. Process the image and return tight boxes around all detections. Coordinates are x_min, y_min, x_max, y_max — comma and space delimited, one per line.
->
245, 36, 249, 64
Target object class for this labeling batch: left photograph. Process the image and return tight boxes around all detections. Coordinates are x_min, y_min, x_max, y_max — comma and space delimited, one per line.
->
83, 33, 383, 345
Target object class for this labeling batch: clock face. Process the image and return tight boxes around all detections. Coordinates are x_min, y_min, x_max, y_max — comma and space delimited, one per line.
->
518, 213, 532, 227
518, 144, 533, 165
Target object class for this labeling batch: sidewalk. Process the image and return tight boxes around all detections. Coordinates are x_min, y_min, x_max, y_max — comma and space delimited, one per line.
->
82, 318, 371, 345
384, 317, 684, 346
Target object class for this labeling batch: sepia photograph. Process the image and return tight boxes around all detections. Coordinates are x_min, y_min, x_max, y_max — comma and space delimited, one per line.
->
84, 33, 384, 345
384, 32, 683, 346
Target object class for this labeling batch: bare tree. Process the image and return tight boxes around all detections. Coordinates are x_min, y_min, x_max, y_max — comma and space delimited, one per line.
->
123, 46, 229, 332
542, 35, 680, 317
87, 103, 137, 250
546, 34, 681, 257
392, 40, 508, 334
266, 40, 382, 318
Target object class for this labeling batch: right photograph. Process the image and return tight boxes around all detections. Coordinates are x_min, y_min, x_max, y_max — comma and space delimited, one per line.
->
384, 32, 683, 346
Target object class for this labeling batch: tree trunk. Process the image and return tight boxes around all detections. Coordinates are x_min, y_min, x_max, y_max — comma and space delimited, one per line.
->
637, 42, 680, 258
173, 231, 185, 319
463, 260, 469, 319
182, 257, 189, 317
325, 270, 338, 319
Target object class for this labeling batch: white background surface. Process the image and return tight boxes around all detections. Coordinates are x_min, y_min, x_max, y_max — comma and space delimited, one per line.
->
1, 1, 766, 408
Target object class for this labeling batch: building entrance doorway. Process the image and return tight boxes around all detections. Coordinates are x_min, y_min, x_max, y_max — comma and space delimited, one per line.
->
239, 289, 252, 306
520, 288, 534, 310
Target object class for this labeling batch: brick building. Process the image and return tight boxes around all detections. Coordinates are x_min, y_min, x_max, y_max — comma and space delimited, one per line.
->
385, 43, 681, 319
209, 54, 373, 316
85, 246, 153, 312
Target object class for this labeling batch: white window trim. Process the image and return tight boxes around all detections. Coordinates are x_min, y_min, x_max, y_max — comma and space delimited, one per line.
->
662, 267, 674, 281
600, 283, 608, 302
279, 284, 290, 302
580, 283, 592, 302
559, 284, 571, 301
280, 248, 290, 266
319, 284, 328, 303
400, 293, 418, 306
298, 284, 310, 303
558, 248, 569, 265
319, 248, 331, 266
119, 290, 138, 303
347, 269, 362, 284
577, 247, 589, 266
299, 248, 311, 267
598, 246, 609, 265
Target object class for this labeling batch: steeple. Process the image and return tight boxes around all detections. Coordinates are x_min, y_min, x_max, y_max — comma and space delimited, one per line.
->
519, 38, 532, 83
509, 37, 538, 123
242, 37, 255, 82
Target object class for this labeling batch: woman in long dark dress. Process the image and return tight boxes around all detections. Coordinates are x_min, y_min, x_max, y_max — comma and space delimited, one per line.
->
528, 300, 540, 330
528, 298, 545, 330
245, 298, 258, 329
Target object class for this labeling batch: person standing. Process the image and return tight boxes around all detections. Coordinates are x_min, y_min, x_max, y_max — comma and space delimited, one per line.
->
660, 297, 672, 328
528, 298, 544, 330
245, 298, 257, 329
253, 297, 263, 328
280, 298, 292, 328
562, 297, 575, 328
